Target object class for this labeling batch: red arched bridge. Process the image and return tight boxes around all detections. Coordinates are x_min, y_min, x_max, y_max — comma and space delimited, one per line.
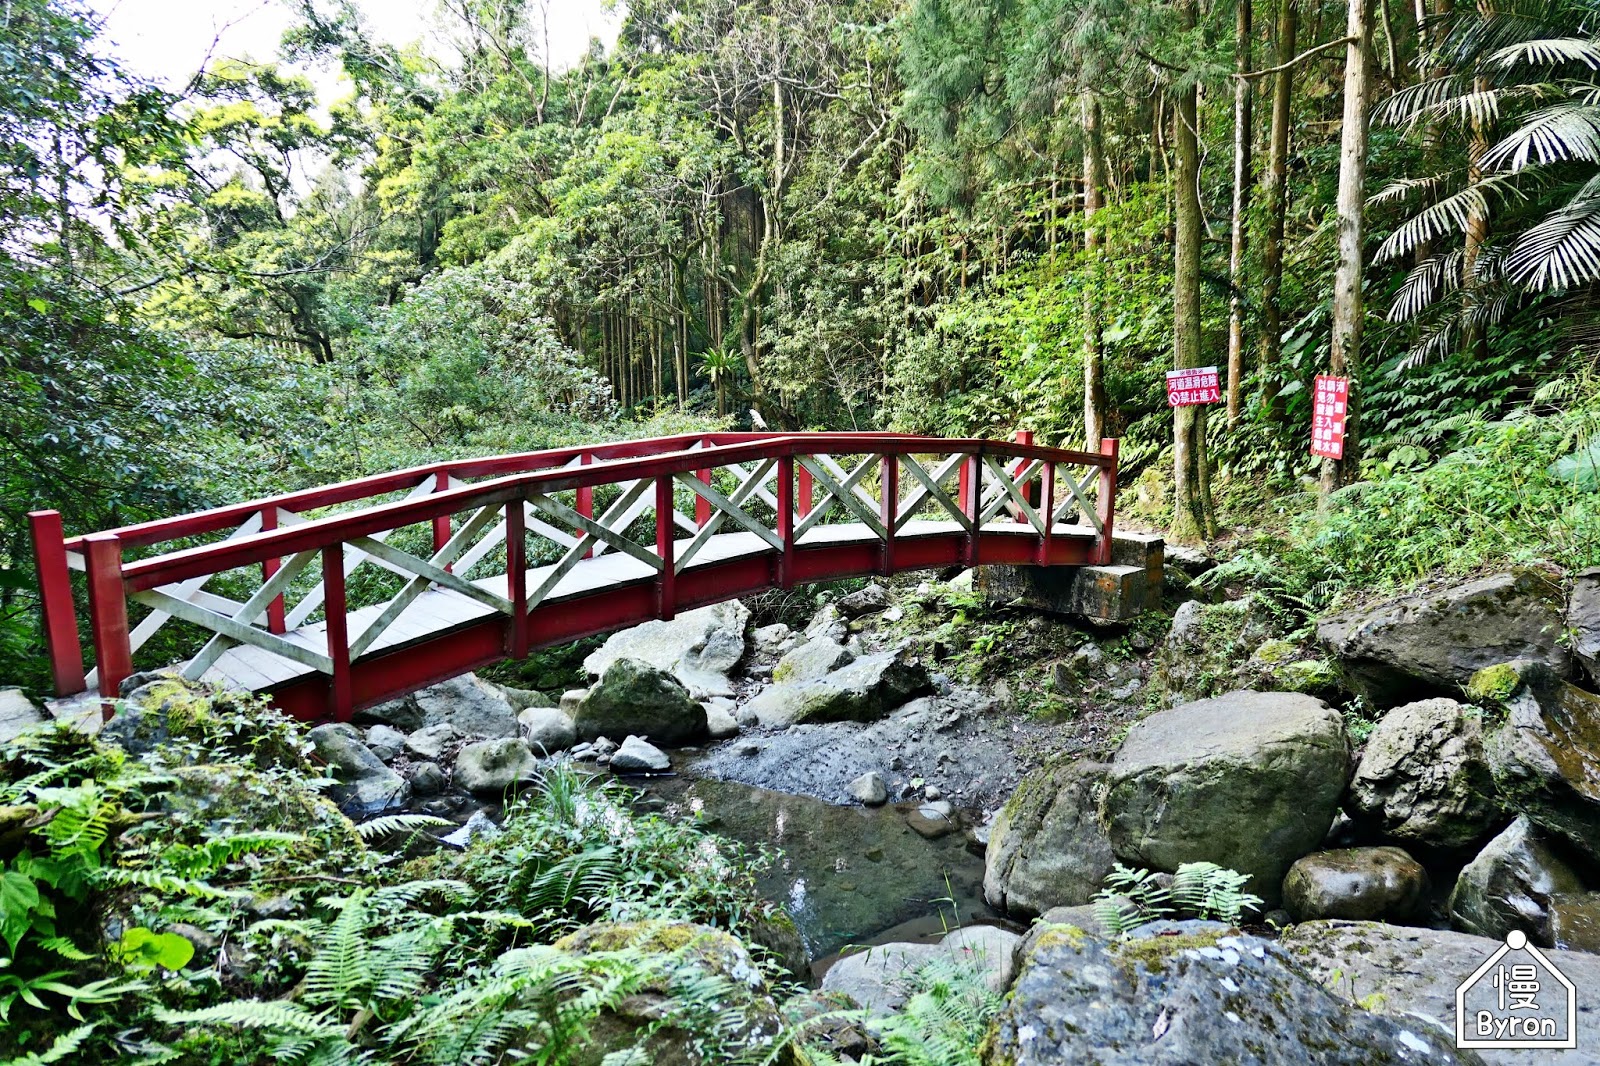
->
29, 432, 1118, 722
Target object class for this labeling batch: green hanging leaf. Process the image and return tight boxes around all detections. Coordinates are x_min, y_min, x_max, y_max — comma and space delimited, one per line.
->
114, 927, 195, 972
1551, 437, 1600, 492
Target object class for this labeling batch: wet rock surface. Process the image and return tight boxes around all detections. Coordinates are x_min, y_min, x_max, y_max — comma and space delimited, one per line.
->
1478, 660, 1600, 863
1103, 689, 1351, 904
1318, 569, 1573, 705
1281, 920, 1600, 1065
983, 759, 1115, 917
1281, 847, 1429, 922
361, 673, 522, 737
1348, 697, 1501, 853
740, 647, 931, 727
1449, 815, 1584, 946
988, 924, 1475, 1065
452, 737, 538, 796
0, 688, 44, 744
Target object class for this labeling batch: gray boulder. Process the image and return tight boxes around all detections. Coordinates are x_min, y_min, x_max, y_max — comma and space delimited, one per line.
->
307, 723, 409, 818
582, 601, 749, 698
364, 724, 407, 763
742, 649, 932, 728
820, 926, 1020, 1013
804, 603, 848, 643
518, 706, 577, 754
1151, 595, 1289, 705
404, 723, 460, 762
1281, 920, 1599, 1065
609, 735, 671, 773
1572, 567, 1600, 686
1281, 847, 1429, 922
1449, 816, 1584, 947
0, 689, 45, 745
984, 760, 1116, 917
1104, 690, 1351, 905
1318, 569, 1572, 705
409, 761, 447, 796
988, 925, 1473, 1066
360, 674, 520, 737
704, 700, 740, 739
1477, 660, 1600, 863
1348, 697, 1500, 853
452, 737, 538, 796
848, 771, 888, 806
773, 638, 855, 684
836, 583, 891, 619
574, 658, 707, 745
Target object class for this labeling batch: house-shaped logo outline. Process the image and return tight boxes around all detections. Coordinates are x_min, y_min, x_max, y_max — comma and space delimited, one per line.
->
1455, 931, 1577, 1050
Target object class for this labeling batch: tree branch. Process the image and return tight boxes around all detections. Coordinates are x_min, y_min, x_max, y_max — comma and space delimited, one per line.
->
1236, 36, 1359, 81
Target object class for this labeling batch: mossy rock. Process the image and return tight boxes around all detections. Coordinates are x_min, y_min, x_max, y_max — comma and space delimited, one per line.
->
104, 677, 307, 769
1467, 662, 1524, 705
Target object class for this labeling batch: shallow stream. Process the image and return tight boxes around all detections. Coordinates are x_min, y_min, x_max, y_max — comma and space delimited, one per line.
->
642, 774, 1006, 966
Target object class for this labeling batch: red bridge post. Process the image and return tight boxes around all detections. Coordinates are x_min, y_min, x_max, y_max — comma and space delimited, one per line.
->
83, 532, 131, 711
777, 456, 795, 588
322, 544, 352, 720
507, 496, 528, 659
1097, 437, 1119, 564
28, 510, 85, 697
262, 507, 286, 634
879, 453, 897, 574
655, 475, 676, 618
961, 453, 981, 566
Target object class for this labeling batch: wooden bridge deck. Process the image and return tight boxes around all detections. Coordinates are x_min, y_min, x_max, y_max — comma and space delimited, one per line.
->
200, 519, 1096, 693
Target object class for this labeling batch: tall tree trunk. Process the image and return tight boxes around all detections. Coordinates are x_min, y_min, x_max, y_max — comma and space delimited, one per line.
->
1323, 0, 1373, 496
1259, 0, 1298, 422
1227, 0, 1254, 425
1082, 93, 1109, 449
1171, 0, 1216, 542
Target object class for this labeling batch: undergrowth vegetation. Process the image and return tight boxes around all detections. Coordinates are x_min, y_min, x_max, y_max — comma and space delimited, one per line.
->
0, 686, 817, 1065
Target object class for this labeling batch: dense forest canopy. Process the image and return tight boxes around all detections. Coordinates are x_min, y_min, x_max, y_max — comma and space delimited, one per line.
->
4, 0, 1600, 683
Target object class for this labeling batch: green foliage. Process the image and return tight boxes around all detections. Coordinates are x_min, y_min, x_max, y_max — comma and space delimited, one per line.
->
795, 958, 1002, 1066
1092, 861, 1263, 936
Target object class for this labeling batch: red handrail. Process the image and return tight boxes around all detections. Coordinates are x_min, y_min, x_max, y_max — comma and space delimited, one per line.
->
31, 432, 1118, 716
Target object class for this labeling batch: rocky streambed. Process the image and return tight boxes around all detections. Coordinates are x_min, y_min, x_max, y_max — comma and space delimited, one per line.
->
42, 557, 1600, 1062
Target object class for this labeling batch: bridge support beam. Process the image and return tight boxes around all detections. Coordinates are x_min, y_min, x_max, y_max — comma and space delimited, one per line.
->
978, 532, 1163, 623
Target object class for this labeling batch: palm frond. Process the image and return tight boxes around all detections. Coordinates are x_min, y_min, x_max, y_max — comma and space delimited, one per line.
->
1376, 173, 1529, 262
1482, 98, 1600, 170
1507, 196, 1600, 288
1390, 251, 1465, 323
1492, 36, 1600, 70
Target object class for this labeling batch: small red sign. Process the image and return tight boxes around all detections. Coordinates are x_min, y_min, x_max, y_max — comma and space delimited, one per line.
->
1311, 375, 1350, 459
1166, 366, 1221, 407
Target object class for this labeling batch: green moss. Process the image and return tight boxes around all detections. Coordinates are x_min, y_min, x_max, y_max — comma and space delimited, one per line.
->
1467, 663, 1524, 704
1112, 929, 1229, 976
1252, 639, 1298, 666
1278, 659, 1338, 693
1032, 924, 1091, 952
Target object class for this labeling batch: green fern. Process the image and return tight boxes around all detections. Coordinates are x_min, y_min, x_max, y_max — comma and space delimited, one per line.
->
355, 814, 453, 840
0, 1023, 99, 1066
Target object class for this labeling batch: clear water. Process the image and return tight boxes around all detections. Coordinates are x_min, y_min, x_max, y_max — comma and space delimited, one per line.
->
643, 775, 1005, 963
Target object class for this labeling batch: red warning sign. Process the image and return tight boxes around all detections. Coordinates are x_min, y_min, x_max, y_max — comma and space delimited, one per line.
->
1312, 375, 1350, 459
1166, 366, 1221, 407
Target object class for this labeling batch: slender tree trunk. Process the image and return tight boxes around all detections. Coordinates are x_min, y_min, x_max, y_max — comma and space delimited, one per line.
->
1227, 0, 1254, 425
1172, 0, 1215, 542
1323, 0, 1373, 496
1259, 0, 1298, 422
1082, 93, 1109, 449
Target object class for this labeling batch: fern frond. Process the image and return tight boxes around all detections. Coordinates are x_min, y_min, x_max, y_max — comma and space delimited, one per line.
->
156, 1001, 342, 1037
355, 814, 452, 840
0, 1023, 99, 1066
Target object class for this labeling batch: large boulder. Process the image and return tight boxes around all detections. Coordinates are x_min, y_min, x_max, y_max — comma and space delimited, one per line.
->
984, 760, 1116, 917
574, 658, 707, 745
1572, 567, 1600, 686
307, 723, 409, 818
0, 689, 45, 745
741, 649, 931, 728
548, 920, 785, 1066
452, 737, 538, 796
1348, 697, 1501, 853
1282, 920, 1600, 1065
986, 924, 1473, 1066
819, 925, 1020, 1013
1318, 569, 1572, 706
1281, 847, 1429, 922
1150, 595, 1289, 705
359, 673, 520, 737
773, 638, 855, 684
1449, 815, 1586, 947
1103, 690, 1351, 904
1477, 660, 1600, 863
583, 601, 750, 699
518, 706, 577, 754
